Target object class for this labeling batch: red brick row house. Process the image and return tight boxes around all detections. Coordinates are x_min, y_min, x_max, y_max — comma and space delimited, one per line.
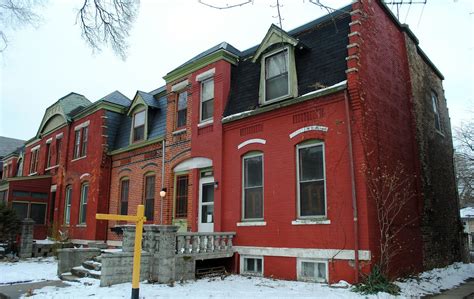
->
1, 0, 462, 284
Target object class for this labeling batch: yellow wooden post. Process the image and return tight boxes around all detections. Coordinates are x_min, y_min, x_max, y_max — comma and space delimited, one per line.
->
96, 204, 147, 299
131, 205, 144, 299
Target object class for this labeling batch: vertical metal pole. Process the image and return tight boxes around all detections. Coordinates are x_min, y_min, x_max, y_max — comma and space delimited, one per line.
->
131, 205, 145, 299
161, 140, 165, 224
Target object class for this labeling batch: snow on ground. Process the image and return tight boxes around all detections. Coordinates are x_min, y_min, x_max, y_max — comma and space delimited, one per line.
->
396, 262, 474, 298
1, 257, 473, 298
0, 257, 58, 284
34, 239, 56, 245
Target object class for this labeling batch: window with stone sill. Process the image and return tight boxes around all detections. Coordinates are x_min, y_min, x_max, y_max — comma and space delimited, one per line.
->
297, 259, 328, 283
73, 126, 88, 159
200, 78, 214, 122
78, 183, 89, 224
120, 178, 129, 216
64, 185, 72, 225
242, 152, 264, 221
176, 91, 188, 129
29, 148, 39, 174
296, 140, 326, 218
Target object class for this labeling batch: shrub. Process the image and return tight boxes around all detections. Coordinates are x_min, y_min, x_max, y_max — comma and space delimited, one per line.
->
0, 202, 20, 252
352, 265, 400, 295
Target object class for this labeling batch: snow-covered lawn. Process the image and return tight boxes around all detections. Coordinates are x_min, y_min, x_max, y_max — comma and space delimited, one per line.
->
0, 257, 58, 284
1, 257, 474, 298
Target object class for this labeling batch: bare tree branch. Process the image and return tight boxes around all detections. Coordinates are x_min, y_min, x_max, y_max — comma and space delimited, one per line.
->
198, 0, 252, 10
0, 0, 42, 51
76, 0, 139, 60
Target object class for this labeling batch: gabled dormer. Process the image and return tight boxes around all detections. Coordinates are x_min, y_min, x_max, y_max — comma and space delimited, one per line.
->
252, 24, 301, 105
126, 89, 166, 145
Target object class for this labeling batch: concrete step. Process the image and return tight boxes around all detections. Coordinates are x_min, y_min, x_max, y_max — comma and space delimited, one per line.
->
83, 260, 102, 271
93, 255, 102, 263
71, 266, 101, 279
59, 272, 81, 283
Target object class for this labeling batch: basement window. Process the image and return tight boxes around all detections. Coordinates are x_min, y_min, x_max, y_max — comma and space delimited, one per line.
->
297, 259, 328, 283
241, 256, 263, 276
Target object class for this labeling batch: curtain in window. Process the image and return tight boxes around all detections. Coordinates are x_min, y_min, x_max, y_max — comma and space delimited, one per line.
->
265, 50, 289, 100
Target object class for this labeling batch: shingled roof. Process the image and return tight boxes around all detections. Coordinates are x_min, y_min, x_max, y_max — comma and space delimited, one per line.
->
224, 6, 351, 117
0, 136, 25, 158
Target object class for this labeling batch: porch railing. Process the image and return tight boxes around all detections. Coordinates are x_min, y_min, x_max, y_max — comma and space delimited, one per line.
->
176, 232, 235, 256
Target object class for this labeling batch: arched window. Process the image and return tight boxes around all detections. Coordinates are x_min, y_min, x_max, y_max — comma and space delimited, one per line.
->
120, 178, 130, 215
78, 183, 89, 224
296, 140, 326, 218
242, 151, 264, 220
144, 174, 155, 221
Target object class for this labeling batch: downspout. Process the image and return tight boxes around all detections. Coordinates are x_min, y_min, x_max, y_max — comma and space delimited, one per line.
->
344, 90, 360, 283
160, 139, 165, 224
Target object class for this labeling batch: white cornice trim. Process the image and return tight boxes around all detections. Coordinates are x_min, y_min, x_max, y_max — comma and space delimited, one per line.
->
196, 68, 215, 82
171, 80, 189, 92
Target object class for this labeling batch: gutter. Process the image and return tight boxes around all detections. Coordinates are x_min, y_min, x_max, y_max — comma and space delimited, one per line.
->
344, 90, 360, 283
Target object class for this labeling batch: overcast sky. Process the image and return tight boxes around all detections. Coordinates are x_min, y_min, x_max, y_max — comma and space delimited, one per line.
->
0, 0, 472, 141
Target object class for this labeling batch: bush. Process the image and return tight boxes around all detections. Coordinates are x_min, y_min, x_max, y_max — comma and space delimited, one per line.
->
352, 265, 400, 295
0, 202, 20, 253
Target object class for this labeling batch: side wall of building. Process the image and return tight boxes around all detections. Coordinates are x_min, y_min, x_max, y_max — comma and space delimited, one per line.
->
404, 33, 463, 269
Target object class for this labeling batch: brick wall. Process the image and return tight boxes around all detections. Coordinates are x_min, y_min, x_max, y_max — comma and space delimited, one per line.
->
404, 32, 463, 269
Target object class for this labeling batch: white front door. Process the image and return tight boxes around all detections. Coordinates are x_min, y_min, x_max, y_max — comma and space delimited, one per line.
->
198, 176, 214, 232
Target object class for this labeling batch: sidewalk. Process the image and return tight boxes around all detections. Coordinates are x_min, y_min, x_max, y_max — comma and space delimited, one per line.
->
425, 279, 474, 299
0, 280, 67, 299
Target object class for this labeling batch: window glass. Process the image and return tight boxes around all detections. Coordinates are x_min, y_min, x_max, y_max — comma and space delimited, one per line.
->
74, 130, 81, 159
134, 110, 146, 127
64, 186, 72, 224
12, 191, 30, 198
300, 261, 327, 282
177, 92, 188, 128
31, 192, 48, 199
175, 175, 189, 218
144, 175, 155, 221
30, 203, 46, 225
298, 143, 326, 217
81, 127, 88, 156
46, 143, 52, 168
79, 184, 88, 224
432, 93, 441, 131
120, 179, 129, 215
265, 50, 289, 101
56, 138, 62, 165
12, 202, 28, 220
201, 79, 214, 121
243, 154, 263, 220
243, 257, 263, 275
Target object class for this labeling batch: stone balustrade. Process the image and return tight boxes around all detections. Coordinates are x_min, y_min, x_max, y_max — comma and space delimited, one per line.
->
176, 232, 235, 258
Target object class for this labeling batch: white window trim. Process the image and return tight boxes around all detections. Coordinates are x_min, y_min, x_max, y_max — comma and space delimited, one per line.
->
242, 152, 264, 222
171, 79, 189, 92
71, 156, 87, 162
196, 68, 215, 82
56, 132, 64, 139
297, 258, 328, 283
296, 140, 327, 219
261, 46, 292, 105
292, 219, 330, 225
431, 91, 444, 135
240, 255, 264, 276
237, 138, 267, 150
172, 128, 187, 135
45, 138, 53, 144
74, 120, 90, 131
31, 145, 41, 151
237, 221, 266, 227
200, 78, 214, 123
197, 119, 213, 128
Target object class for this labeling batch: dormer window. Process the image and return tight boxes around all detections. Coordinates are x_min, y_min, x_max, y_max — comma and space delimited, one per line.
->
133, 110, 146, 142
265, 48, 289, 102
